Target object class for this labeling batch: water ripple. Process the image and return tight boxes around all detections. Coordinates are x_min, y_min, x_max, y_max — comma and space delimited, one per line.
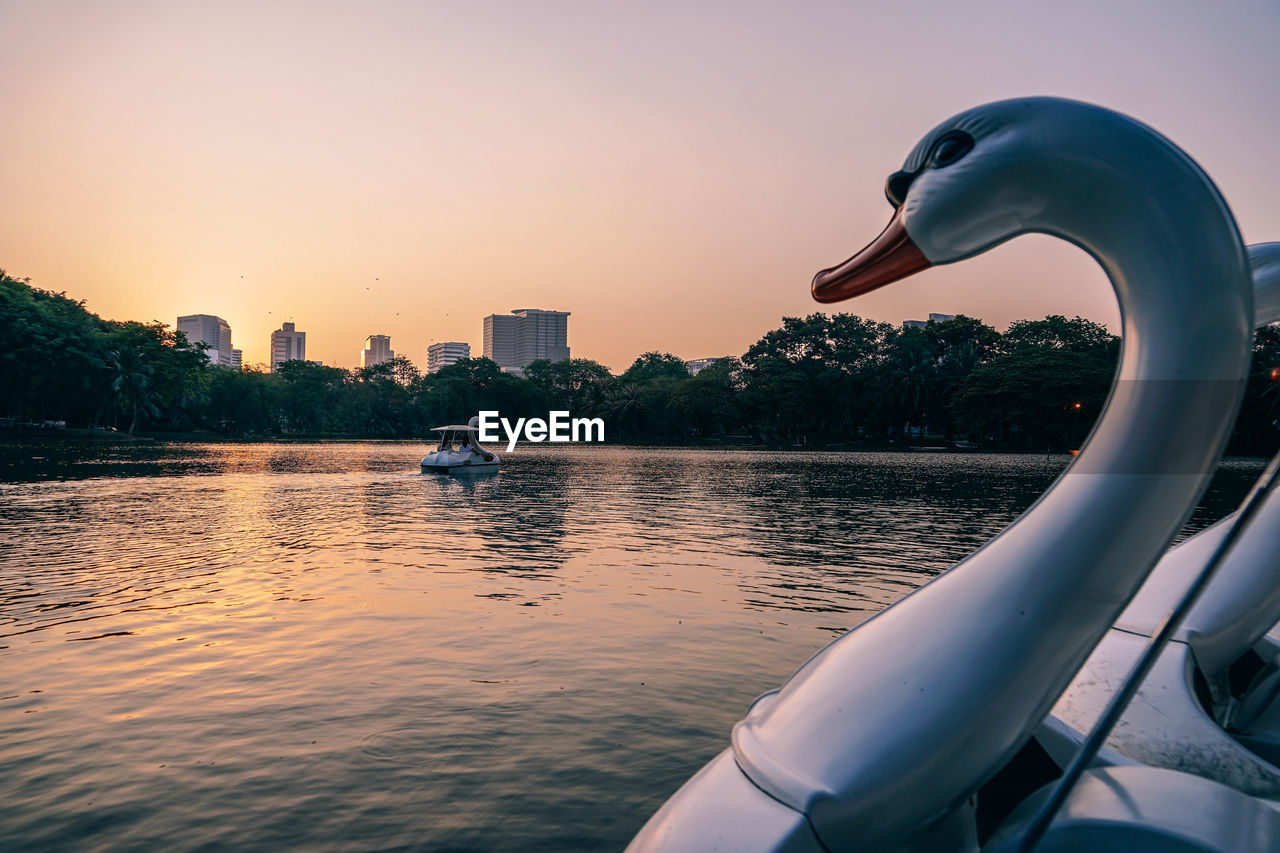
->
0, 442, 1264, 851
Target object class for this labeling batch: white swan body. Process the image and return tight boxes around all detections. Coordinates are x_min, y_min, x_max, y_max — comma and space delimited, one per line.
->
629, 98, 1257, 851
1045, 242, 1280, 795
1118, 241, 1280, 673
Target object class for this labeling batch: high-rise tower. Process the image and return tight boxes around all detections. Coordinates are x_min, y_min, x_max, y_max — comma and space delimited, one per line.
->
361, 334, 394, 368
270, 322, 306, 371
177, 314, 235, 368
427, 341, 470, 373
482, 309, 570, 375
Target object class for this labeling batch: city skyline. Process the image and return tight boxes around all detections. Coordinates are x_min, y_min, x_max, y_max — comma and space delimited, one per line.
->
169, 304, 973, 373
173, 309, 577, 372
2, 3, 1278, 372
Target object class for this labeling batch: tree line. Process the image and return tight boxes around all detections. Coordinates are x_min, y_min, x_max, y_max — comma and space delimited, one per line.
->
3, 270, 1277, 452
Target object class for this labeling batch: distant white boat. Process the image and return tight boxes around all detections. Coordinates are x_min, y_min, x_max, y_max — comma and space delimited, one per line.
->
420, 418, 499, 474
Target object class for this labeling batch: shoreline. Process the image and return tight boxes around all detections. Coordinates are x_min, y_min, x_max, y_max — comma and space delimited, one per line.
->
2, 429, 1273, 461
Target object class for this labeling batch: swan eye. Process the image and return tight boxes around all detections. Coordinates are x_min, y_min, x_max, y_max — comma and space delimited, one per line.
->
885, 130, 973, 207
885, 170, 915, 208
929, 131, 974, 168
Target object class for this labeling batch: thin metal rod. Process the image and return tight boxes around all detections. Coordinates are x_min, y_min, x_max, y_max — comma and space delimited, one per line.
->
1016, 448, 1280, 852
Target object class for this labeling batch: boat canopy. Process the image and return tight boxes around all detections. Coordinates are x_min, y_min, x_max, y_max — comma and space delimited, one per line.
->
430, 424, 494, 456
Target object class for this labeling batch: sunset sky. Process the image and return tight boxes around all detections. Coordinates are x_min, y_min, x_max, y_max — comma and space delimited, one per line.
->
2, 0, 1278, 371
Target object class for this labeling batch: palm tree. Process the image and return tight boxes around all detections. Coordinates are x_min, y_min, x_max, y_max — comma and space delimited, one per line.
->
106, 348, 158, 434
886, 334, 938, 440
936, 340, 982, 443
605, 383, 644, 437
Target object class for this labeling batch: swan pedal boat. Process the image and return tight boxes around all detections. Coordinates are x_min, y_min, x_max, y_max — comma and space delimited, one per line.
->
420, 424, 499, 474
1040, 242, 1280, 802
627, 99, 1280, 851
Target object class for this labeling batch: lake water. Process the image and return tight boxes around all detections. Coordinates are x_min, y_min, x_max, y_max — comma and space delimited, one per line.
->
0, 442, 1266, 851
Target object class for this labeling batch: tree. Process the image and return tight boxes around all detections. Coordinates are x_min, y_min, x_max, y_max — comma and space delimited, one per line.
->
97, 320, 205, 433
350, 355, 419, 437
415, 357, 545, 432
105, 346, 157, 434
739, 313, 892, 441
523, 358, 613, 412
881, 326, 938, 439
945, 314, 1118, 448
203, 368, 286, 435
359, 354, 420, 387
925, 316, 999, 443
1001, 315, 1116, 357
0, 270, 105, 426
673, 358, 742, 437
927, 314, 1003, 361
619, 352, 691, 385
277, 360, 350, 433
934, 340, 982, 443
604, 383, 645, 437
951, 348, 1113, 447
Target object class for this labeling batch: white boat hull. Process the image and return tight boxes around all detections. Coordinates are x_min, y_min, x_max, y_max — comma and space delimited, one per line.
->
420, 461, 499, 474
419, 448, 498, 475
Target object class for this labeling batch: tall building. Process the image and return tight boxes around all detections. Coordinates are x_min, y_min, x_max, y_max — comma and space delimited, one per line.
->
685, 357, 720, 375
231, 349, 243, 371
361, 334, 394, 368
177, 314, 235, 368
270, 322, 306, 372
902, 312, 957, 330
482, 308, 570, 375
427, 341, 470, 373
483, 314, 518, 370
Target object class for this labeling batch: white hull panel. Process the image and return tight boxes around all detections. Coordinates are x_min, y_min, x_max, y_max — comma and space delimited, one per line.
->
420, 461, 499, 474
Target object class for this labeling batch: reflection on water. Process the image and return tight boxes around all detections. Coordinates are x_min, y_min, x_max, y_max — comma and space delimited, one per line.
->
0, 443, 1265, 851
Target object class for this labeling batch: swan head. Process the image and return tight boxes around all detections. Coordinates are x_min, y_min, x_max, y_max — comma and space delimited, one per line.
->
813, 97, 1169, 303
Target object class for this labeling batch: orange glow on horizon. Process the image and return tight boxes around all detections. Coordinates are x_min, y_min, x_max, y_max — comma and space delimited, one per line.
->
2, 2, 1276, 371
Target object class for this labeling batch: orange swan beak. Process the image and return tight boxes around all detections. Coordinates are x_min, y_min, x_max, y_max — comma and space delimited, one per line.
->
811, 209, 931, 303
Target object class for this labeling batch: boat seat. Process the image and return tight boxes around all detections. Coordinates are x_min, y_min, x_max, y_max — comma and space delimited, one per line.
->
986, 766, 1280, 852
